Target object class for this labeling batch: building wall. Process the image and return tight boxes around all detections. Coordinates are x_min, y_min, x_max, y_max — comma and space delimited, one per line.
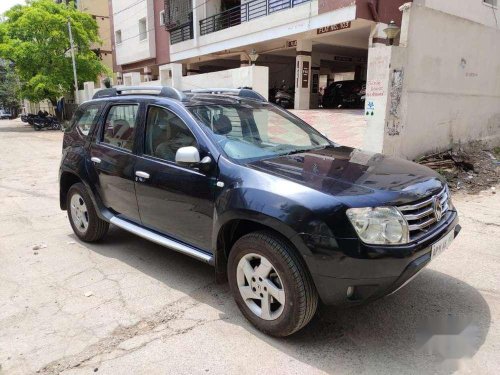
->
170, 1, 359, 62
319, 0, 411, 25
366, 2, 500, 158
75, 0, 113, 79
419, 0, 500, 28
154, 0, 170, 65
112, 0, 156, 66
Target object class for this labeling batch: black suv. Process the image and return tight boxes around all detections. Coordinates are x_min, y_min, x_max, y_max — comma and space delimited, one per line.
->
60, 87, 460, 337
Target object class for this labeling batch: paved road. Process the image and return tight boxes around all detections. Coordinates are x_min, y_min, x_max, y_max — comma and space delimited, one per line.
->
0, 119, 499, 375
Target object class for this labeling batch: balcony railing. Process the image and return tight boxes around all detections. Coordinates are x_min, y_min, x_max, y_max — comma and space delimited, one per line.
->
170, 22, 193, 44
199, 0, 311, 36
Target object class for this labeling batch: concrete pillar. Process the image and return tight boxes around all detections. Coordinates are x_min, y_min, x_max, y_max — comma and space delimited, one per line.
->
83, 81, 95, 102
240, 53, 250, 67
123, 72, 141, 86
158, 63, 183, 89
369, 22, 389, 47
186, 64, 200, 76
144, 67, 153, 82
294, 40, 312, 110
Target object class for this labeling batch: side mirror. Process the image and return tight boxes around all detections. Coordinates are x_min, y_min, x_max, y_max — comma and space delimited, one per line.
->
175, 146, 200, 165
175, 146, 213, 172
61, 120, 72, 132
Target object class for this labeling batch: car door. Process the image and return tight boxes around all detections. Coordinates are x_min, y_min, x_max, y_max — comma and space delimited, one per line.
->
134, 105, 216, 251
89, 102, 142, 223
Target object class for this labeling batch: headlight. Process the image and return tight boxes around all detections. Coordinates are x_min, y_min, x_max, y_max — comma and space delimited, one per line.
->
346, 207, 409, 245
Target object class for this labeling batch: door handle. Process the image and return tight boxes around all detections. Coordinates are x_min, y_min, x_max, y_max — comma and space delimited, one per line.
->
135, 171, 150, 179
91, 157, 101, 164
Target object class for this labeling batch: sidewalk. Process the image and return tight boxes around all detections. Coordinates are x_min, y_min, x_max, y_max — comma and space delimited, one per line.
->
291, 109, 366, 149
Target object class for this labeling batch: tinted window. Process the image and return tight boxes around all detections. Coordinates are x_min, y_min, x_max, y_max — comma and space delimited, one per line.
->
102, 105, 139, 151
74, 104, 102, 136
145, 106, 196, 162
189, 102, 329, 161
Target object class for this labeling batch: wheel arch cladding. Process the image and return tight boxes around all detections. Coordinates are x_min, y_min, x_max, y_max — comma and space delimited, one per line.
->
59, 172, 82, 210
213, 215, 312, 283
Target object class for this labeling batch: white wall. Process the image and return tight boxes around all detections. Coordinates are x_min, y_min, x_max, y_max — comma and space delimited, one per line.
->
181, 65, 269, 99
113, 0, 156, 65
78, 66, 269, 103
418, 0, 500, 28
365, 2, 500, 159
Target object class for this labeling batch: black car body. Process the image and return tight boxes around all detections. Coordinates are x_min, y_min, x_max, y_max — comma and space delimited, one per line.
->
322, 80, 366, 109
59, 87, 459, 336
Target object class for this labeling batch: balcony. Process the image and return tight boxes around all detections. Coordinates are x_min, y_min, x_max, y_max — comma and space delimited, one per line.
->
170, 22, 194, 44
199, 0, 311, 36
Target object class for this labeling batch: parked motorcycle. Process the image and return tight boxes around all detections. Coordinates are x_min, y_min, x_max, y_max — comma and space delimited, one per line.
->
31, 113, 61, 131
274, 81, 295, 109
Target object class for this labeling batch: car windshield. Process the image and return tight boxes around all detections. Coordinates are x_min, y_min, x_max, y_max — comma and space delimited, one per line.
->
188, 101, 330, 162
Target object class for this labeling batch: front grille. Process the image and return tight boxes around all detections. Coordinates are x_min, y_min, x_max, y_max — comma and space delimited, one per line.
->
398, 186, 451, 240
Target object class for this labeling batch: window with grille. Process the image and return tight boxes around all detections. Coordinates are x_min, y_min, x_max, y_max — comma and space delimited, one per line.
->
164, 0, 193, 29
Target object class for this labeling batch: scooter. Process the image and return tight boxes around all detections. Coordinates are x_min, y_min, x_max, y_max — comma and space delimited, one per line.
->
274, 82, 295, 109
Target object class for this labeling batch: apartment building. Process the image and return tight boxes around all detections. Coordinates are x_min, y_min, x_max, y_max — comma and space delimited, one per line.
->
56, 0, 113, 78
106, 0, 499, 159
109, 0, 170, 84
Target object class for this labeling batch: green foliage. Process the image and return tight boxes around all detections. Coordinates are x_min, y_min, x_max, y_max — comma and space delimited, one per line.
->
0, 0, 109, 104
0, 61, 21, 110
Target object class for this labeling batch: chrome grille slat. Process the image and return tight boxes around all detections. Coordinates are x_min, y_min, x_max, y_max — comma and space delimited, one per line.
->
403, 206, 434, 220
409, 217, 436, 231
398, 186, 450, 240
398, 187, 446, 211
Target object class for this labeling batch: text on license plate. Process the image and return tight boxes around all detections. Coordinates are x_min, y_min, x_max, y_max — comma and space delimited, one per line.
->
431, 229, 455, 259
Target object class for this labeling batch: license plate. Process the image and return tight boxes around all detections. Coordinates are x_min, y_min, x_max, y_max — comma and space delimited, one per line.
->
431, 229, 455, 259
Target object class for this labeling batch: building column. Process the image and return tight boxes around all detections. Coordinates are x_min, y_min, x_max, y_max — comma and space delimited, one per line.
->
240, 53, 250, 67
186, 64, 200, 76
294, 40, 312, 110
369, 22, 389, 47
144, 67, 153, 82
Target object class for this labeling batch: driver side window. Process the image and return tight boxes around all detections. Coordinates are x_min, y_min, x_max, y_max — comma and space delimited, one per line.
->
145, 106, 197, 162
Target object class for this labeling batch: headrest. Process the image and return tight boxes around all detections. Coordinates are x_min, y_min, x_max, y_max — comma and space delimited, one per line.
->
213, 115, 232, 135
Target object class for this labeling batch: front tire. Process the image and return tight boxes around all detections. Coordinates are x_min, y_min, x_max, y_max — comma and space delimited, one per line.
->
67, 183, 109, 242
228, 231, 318, 337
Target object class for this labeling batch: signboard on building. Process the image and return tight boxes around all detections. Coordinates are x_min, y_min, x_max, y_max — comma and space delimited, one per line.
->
333, 55, 368, 63
302, 61, 310, 88
287, 40, 297, 48
317, 21, 351, 35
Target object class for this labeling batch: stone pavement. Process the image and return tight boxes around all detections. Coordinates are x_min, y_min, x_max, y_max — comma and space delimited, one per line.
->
291, 109, 366, 149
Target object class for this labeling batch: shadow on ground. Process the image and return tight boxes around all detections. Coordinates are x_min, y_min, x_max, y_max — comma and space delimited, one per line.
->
73, 226, 490, 374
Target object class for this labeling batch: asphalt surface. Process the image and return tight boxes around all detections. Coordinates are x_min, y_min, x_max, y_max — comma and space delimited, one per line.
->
0, 118, 499, 375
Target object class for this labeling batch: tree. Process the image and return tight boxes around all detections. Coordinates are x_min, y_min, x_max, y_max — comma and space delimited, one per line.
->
0, 60, 21, 114
0, 0, 109, 115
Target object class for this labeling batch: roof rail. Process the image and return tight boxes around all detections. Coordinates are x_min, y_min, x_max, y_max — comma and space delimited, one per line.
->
92, 86, 186, 101
185, 88, 267, 102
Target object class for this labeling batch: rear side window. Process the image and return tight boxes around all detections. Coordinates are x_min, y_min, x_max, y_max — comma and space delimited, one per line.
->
102, 104, 139, 151
74, 104, 103, 136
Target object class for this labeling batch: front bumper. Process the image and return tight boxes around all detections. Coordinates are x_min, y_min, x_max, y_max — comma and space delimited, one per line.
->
299, 211, 460, 306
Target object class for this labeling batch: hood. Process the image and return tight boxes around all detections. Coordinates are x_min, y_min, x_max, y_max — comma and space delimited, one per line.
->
247, 146, 445, 207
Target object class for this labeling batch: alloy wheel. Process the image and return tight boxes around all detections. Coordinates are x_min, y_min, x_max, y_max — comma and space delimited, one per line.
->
236, 253, 286, 320
70, 193, 89, 234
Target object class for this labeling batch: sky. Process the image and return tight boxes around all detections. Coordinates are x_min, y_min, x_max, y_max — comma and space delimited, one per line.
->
0, 0, 26, 15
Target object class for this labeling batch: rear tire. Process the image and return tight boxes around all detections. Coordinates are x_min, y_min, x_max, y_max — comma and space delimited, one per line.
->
67, 183, 109, 242
228, 231, 318, 337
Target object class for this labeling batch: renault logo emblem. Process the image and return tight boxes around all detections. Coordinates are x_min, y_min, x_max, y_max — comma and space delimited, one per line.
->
433, 196, 443, 222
